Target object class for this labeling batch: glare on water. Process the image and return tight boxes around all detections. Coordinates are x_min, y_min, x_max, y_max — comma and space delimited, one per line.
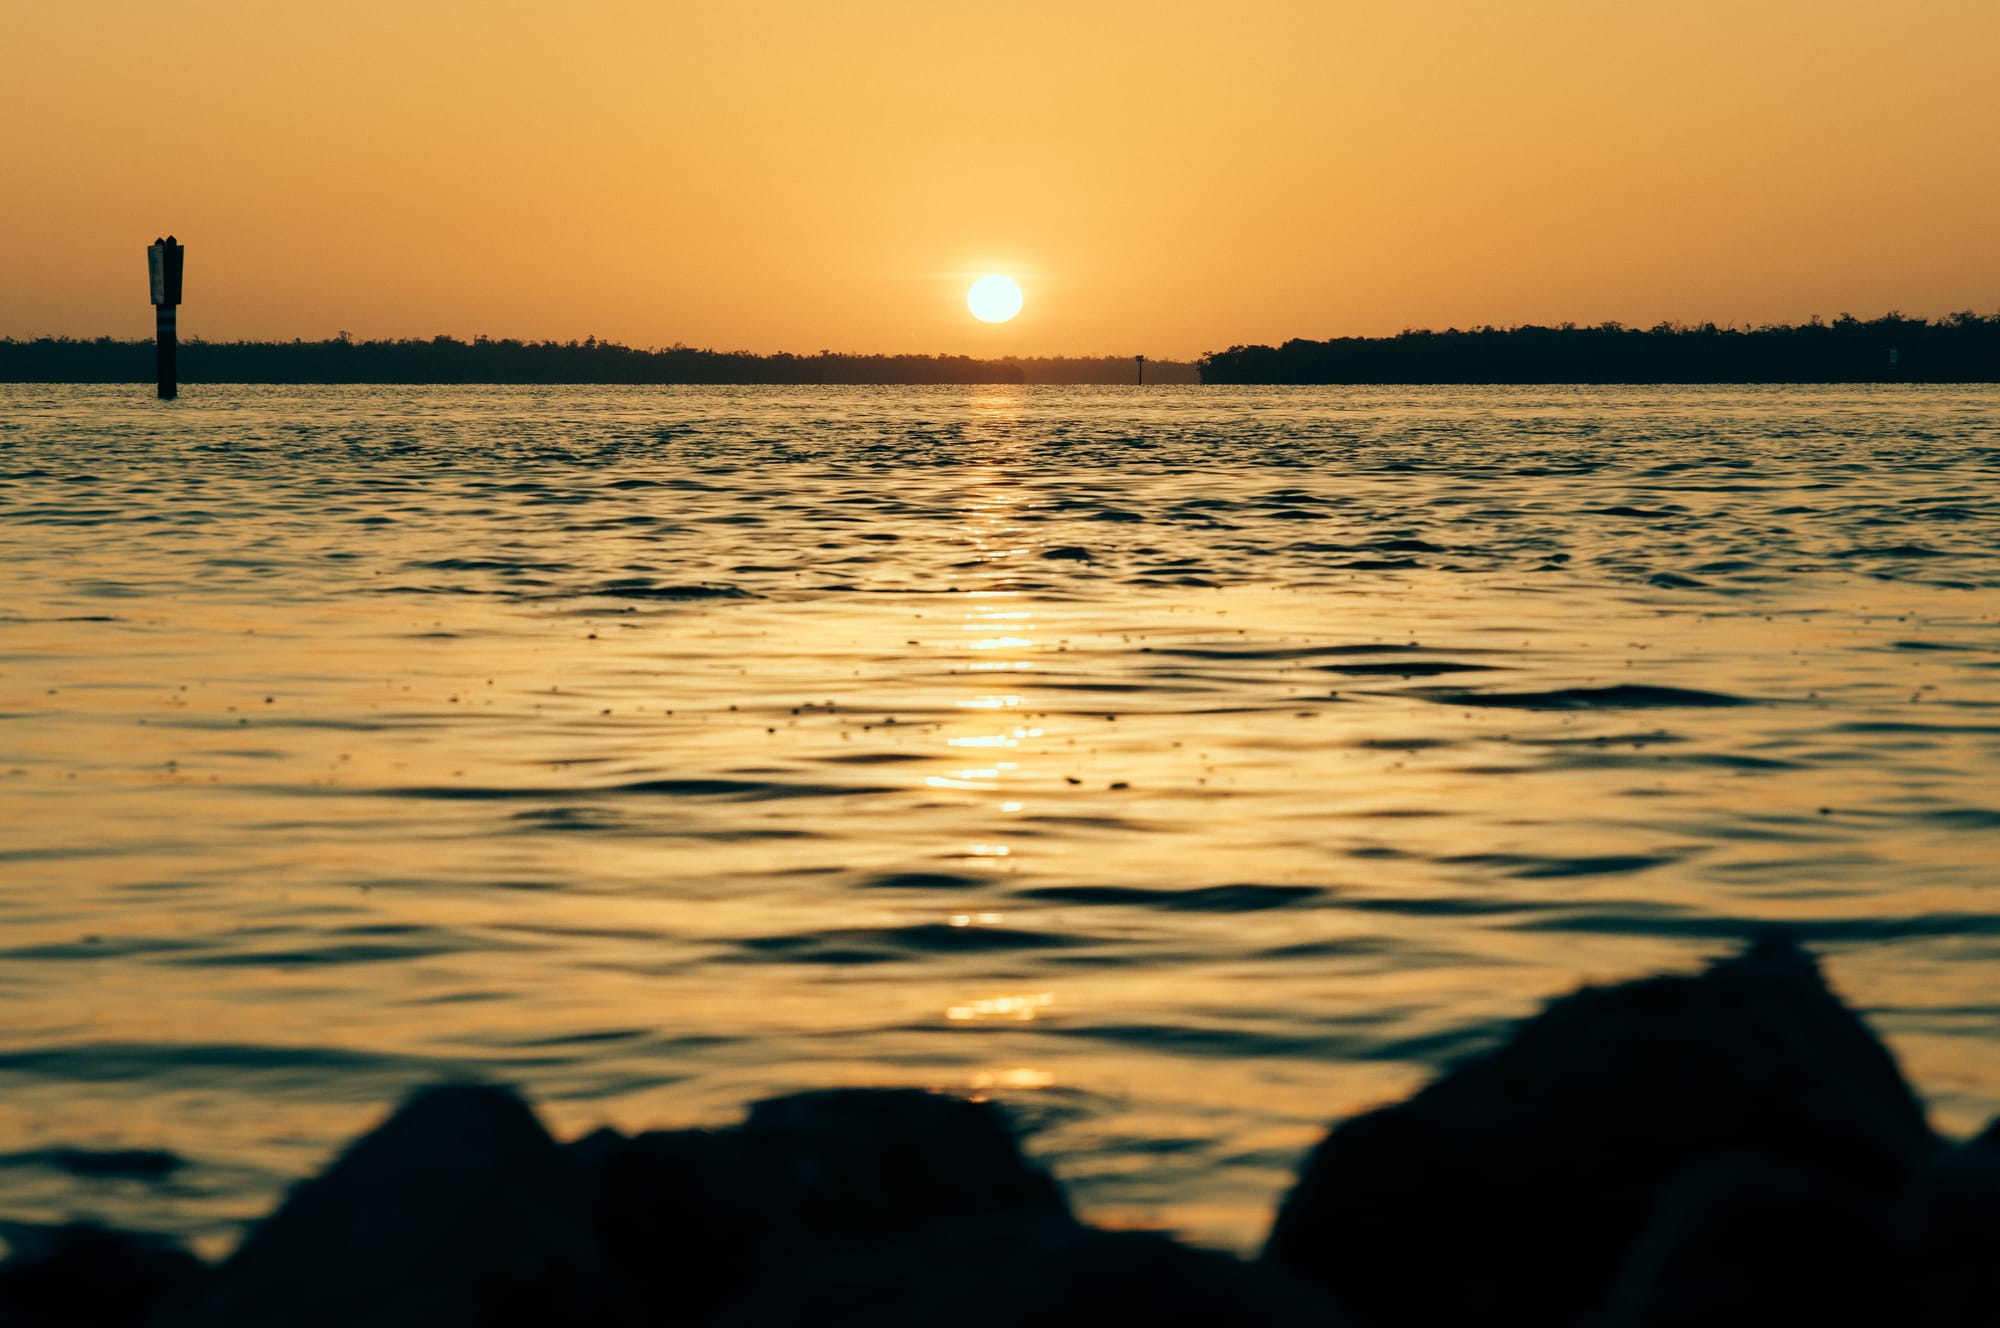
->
1, 382, 1997, 1253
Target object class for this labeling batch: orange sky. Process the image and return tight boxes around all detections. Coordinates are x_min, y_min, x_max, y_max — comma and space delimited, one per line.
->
5, 1, 1997, 358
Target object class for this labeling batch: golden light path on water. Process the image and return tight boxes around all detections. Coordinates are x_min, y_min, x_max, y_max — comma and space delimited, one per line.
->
1, 383, 1998, 1254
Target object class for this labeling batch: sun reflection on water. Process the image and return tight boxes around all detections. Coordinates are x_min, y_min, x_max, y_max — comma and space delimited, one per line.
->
927, 441, 1073, 1050
10, 384, 2000, 1256
946, 994, 1055, 1023
971, 1068, 1056, 1091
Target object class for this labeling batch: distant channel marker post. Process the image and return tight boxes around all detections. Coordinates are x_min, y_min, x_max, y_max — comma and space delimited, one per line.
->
147, 236, 184, 399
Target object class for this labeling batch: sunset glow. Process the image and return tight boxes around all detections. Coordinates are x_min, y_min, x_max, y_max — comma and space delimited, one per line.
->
7, 0, 2000, 1301
3, 2, 1996, 355
967, 275, 1024, 324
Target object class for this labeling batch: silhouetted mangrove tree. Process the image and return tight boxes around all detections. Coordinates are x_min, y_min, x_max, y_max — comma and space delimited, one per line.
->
1198, 312, 2000, 384
0, 336, 1197, 385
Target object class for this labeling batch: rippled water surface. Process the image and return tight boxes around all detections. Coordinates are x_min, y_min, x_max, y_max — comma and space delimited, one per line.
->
2, 383, 1998, 1253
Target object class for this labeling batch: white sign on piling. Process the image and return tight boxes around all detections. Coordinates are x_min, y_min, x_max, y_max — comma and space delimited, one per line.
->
146, 236, 185, 400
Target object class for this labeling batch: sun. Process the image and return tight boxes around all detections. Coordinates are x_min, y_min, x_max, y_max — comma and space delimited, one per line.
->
967, 274, 1023, 323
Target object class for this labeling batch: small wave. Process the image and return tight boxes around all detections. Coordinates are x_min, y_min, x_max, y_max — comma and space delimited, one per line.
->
0, 615, 122, 624
1594, 506, 1682, 519
1256, 937, 1404, 960
1353, 739, 1462, 755
1923, 808, 2000, 830
0, 1148, 184, 1180
415, 557, 567, 572
167, 934, 479, 968
1043, 1018, 1502, 1065
1319, 660, 1501, 677
734, 922, 1091, 963
587, 582, 756, 601
1836, 720, 2000, 735
0, 1042, 452, 1091
1146, 645, 1391, 662
1414, 683, 1753, 710
1513, 910, 2000, 942
1318, 643, 1452, 655
384, 777, 895, 802
1338, 895, 1576, 918
0, 937, 204, 962
1437, 852, 1679, 879
1832, 544, 1947, 559
1530, 750, 1800, 773
1012, 883, 1325, 912
1358, 538, 1448, 553
508, 807, 627, 832
857, 870, 992, 891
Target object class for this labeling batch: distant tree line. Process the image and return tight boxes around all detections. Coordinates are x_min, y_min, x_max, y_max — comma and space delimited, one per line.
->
17, 317, 1996, 384
1199, 312, 2000, 383
0, 335, 1197, 386
1030, 355, 1200, 385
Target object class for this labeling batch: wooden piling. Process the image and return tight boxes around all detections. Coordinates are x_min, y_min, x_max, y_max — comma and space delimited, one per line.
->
147, 237, 184, 400
154, 304, 177, 399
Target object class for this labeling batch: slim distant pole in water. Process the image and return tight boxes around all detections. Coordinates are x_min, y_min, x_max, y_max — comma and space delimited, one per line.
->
147, 237, 185, 400
1136, 354, 1145, 386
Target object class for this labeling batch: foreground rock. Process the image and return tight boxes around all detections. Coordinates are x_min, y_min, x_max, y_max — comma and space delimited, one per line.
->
1263, 935, 1974, 1325
0, 1224, 206, 1328
6, 936, 1998, 1325
709, 1215, 1342, 1328
175, 1083, 630, 1328
567, 1087, 1075, 1320
143, 1082, 1335, 1326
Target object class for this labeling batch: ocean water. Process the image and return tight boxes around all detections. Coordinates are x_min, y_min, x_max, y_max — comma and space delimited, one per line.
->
1, 382, 1998, 1255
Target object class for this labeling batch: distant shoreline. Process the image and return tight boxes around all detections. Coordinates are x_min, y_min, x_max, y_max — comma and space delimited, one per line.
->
1202, 312, 2000, 384
3, 312, 1995, 385
0, 337, 1195, 386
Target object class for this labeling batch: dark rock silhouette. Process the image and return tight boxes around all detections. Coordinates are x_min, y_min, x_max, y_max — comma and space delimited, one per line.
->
1263, 936, 1942, 1325
1900, 1145, 2000, 1326
0, 1224, 206, 1328
5, 938, 1997, 1325
1972, 1113, 2000, 1157
708, 1215, 1344, 1327
1600, 1158, 1911, 1327
1600, 1141, 2000, 1327
568, 1087, 1070, 1321
177, 1084, 631, 1328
